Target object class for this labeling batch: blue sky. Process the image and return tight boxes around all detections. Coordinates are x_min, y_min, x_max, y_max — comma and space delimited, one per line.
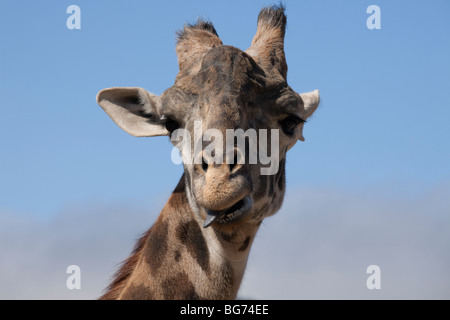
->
1, 0, 449, 215
0, 1, 449, 299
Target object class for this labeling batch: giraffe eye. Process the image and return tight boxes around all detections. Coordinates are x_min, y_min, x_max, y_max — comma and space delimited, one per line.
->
164, 117, 181, 133
279, 115, 305, 136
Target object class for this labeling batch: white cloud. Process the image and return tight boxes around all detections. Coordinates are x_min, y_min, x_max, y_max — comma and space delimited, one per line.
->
0, 202, 162, 299
239, 182, 450, 299
1, 182, 449, 299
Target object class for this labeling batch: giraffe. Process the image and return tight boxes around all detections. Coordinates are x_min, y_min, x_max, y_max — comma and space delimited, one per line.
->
96, 5, 319, 300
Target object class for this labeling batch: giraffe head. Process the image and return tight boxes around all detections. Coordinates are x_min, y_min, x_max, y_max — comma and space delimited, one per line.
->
97, 6, 319, 232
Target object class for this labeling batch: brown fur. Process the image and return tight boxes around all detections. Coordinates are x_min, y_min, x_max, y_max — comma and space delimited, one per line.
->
247, 5, 288, 79
108, 176, 240, 299
176, 19, 223, 74
162, 272, 201, 300
98, 5, 320, 300
175, 219, 210, 273
99, 228, 151, 300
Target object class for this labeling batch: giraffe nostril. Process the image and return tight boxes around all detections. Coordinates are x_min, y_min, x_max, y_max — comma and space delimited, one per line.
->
202, 156, 209, 172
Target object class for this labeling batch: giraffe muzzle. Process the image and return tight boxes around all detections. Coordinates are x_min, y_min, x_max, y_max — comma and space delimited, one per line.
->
203, 196, 252, 228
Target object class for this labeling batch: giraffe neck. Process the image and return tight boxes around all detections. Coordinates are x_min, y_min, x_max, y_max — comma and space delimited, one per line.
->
100, 175, 259, 300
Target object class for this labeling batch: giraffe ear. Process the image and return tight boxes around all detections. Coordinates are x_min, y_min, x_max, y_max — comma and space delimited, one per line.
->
96, 87, 169, 137
297, 89, 320, 141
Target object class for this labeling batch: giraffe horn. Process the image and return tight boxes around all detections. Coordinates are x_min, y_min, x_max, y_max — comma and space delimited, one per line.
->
176, 19, 223, 72
245, 5, 287, 79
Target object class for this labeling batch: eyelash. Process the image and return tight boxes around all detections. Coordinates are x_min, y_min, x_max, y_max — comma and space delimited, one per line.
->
279, 115, 306, 136
162, 116, 181, 133
162, 115, 305, 136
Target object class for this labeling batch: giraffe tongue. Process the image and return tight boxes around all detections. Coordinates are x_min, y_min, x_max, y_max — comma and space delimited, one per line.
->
203, 210, 224, 228
203, 199, 248, 228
